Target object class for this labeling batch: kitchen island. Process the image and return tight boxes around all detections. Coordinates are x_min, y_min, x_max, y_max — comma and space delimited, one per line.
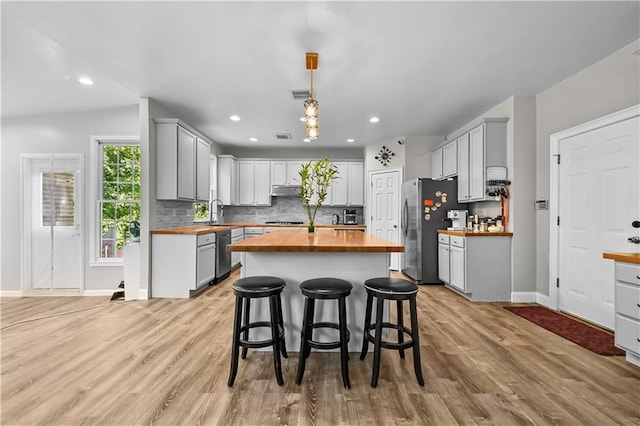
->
228, 229, 404, 352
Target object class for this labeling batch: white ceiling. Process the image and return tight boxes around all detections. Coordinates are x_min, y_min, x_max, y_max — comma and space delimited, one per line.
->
2, 1, 639, 148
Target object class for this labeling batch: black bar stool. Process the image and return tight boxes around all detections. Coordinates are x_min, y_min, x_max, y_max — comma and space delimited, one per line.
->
295, 277, 352, 389
359, 277, 424, 388
228, 276, 287, 387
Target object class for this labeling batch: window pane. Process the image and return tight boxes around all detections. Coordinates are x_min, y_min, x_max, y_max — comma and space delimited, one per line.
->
98, 143, 140, 259
42, 172, 75, 226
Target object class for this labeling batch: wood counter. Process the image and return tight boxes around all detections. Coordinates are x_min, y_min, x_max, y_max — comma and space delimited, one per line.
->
438, 229, 513, 237
228, 229, 403, 253
603, 252, 640, 264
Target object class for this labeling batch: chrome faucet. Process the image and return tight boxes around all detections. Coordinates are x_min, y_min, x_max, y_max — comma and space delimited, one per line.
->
209, 198, 224, 224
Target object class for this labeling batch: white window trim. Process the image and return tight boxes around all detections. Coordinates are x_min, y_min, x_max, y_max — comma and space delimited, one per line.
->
193, 154, 218, 223
89, 135, 139, 266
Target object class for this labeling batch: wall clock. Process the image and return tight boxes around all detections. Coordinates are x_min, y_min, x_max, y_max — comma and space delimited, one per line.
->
375, 145, 395, 166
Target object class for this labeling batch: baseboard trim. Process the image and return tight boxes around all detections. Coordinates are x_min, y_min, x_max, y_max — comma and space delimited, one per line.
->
0, 290, 23, 297
536, 292, 553, 308
511, 292, 537, 303
83, 289, 118, 297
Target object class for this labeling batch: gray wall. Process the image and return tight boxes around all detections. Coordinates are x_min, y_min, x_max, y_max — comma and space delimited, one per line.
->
535, 39, 640, 296
1, 105, 139, 292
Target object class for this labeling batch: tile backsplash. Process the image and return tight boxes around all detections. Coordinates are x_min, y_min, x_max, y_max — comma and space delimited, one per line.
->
153, 197, 363, 229
155, 200, 195, 228
224, 197, 363, 225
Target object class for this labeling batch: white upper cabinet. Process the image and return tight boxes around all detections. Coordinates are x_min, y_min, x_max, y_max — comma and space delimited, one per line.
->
347, 161, 364, 206
286, 161, 305, 185
432, 139, 457, 181
237, 160, 271, 206
326, 161, 364, 206
217, 155, 238, 205
456, 118, 507, 203
270, 161, 287, 186
155, 119, 211, 201
442, 140, 458, 178
430, 148, 443, 180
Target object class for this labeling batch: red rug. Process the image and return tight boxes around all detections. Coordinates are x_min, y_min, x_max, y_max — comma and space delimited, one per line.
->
503, 305, 625, 356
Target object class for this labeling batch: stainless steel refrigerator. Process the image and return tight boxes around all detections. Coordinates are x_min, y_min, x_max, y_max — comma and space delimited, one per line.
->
401, 178, 463, 284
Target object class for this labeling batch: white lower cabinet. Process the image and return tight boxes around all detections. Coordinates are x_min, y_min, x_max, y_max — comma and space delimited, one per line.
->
449, 237, 466, 292
152, 232, 216, 298
437, 232, 512, 301
613, 261, 640, 367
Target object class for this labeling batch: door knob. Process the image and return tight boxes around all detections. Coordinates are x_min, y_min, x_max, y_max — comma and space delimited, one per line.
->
632, 220, 640, 228
393, 225, 398, 228
628, 236, 640, 244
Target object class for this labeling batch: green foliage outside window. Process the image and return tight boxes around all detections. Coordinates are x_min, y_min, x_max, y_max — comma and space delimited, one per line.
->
100, 145, 141, 258
194, 202, 209, 220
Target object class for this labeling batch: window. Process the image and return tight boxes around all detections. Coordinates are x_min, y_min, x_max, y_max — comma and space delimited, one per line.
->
193, 155, 217, 222
91, 137, 140, 263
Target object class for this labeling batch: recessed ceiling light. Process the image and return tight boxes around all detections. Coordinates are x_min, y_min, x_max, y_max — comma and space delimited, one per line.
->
249, 137, 258, 142
369, 116, 380, 123
229, 115, 241, 121
346, 138, 355, 143
303, 138, 311, 143
78, 76, 94, 85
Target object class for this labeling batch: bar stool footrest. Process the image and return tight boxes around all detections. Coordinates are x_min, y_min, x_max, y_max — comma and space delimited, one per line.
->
307, 322, 351, 350
239, 321, 285, 349
364, 322, 414, 351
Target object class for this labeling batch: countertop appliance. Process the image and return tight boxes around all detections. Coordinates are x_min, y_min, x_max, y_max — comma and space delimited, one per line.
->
215, 229, 231, 282
401, 178, 463, 284
343, 210, 357, 224
332, 214, 340, 225
447, 210, 468, 230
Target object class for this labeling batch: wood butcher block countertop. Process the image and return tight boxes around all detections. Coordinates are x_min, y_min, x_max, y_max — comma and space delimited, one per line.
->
438, 229, 514, 237
603, 251, 640, 264
228, 229, 403, 253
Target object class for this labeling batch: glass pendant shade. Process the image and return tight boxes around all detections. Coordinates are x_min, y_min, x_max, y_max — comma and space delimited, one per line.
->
304, 99, 318, 117
306, 125, 319, 139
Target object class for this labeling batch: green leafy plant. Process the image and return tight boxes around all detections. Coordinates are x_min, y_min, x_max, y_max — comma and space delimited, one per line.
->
299, 156, 339, 232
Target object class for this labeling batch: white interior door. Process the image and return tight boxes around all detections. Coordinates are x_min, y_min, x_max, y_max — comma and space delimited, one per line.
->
22, 155, 83, 293
558, 116, 639, 329
369, 169, 401, 270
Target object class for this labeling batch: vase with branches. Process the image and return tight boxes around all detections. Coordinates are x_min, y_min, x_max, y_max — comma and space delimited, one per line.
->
299, 156, 339, 233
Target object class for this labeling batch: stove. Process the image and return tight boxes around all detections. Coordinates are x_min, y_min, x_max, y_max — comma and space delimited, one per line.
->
265, 221, 304, 225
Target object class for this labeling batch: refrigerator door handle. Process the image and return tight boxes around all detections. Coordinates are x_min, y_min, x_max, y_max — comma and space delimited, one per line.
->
401, 199, 409, 238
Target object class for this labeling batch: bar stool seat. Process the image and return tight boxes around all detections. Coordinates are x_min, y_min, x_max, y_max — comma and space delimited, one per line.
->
296, 277, 352, 389
228, 276, 287, 387
360, 277, 424, 388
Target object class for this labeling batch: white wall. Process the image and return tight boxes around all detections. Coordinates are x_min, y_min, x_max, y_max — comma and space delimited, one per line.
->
535, 39, 640, 295
1, 105, 139, 292
405, 136, 442, 181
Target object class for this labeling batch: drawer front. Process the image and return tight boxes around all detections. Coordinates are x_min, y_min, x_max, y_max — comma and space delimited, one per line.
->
615, 314, 640, 354
615, 262, 640, 285
197, 233, 216, 246
450, 236, 465, 248
438, 234, 450, 244
615, 282, 640, 320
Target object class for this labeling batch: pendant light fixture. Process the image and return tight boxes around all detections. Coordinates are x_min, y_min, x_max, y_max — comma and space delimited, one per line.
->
304, 52, 319, 140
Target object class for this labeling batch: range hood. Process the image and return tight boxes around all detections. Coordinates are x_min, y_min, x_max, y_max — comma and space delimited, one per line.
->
270, 185, 301, 197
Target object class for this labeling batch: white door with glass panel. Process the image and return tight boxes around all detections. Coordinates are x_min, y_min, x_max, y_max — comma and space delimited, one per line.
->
558, 115, 639, 329
369, 169, 401, 270
22, 155, 82, 293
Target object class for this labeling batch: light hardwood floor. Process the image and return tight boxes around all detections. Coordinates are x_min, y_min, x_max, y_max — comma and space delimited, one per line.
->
2, 268, 639, 425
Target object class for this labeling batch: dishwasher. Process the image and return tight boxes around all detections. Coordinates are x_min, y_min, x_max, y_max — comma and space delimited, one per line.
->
215, 230, 232, 282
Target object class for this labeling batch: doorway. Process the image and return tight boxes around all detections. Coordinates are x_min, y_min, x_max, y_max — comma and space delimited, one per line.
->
550, 106, 639, 329
368, 168, 402, 270
21, 155, 83, 295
